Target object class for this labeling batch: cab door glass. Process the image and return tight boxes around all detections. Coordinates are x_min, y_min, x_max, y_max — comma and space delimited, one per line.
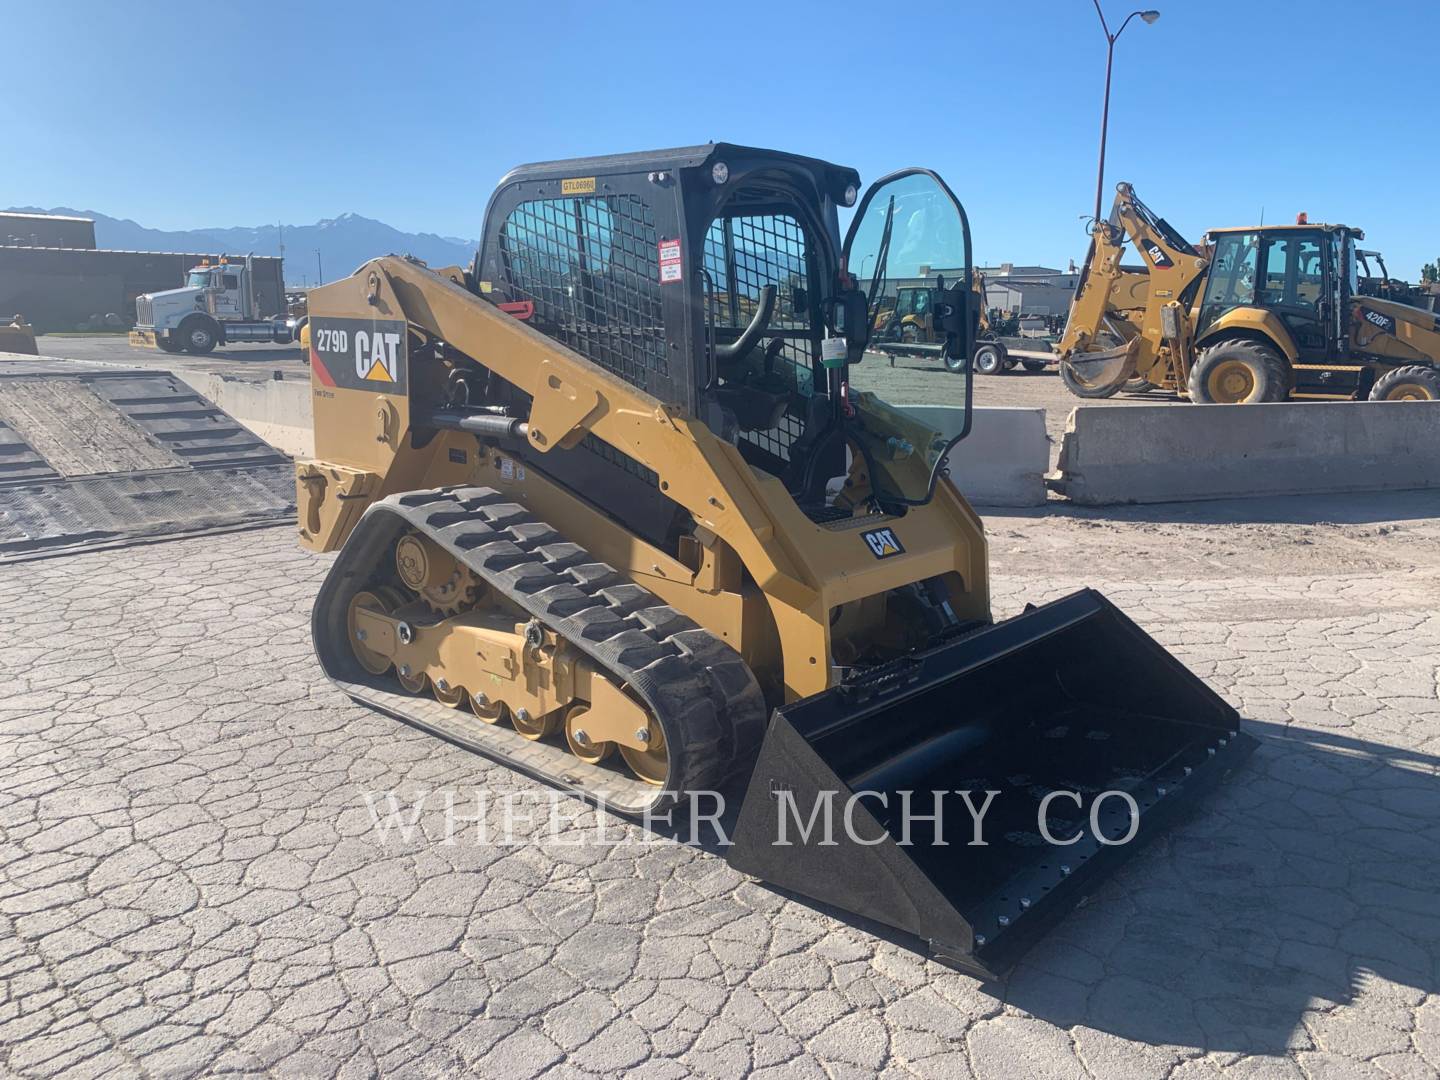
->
1198, 232, 1257, 331
1259, 236, 1293, 307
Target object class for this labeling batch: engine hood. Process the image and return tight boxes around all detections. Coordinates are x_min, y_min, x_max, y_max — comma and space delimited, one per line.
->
142, 286, 205, 309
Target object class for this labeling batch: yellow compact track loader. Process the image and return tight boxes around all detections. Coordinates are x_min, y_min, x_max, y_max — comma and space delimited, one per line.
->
1058, 182, 1440, 402
296, 144, 1254, 976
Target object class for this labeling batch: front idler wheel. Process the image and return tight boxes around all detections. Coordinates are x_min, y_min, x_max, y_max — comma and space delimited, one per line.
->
619, 722, 669, 786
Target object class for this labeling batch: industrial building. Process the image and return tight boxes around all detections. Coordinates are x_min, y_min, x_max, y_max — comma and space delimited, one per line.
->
0, 211, 282, 331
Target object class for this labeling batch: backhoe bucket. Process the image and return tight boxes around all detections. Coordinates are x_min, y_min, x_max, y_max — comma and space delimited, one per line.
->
1062, 340, 1137, 395
726, 588, 1256, 978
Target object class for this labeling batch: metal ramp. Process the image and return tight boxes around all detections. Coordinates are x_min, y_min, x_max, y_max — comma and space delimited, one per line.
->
0, 360, 295, 560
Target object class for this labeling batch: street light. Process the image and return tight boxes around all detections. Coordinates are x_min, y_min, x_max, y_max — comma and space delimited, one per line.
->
1091, 3, 1160, 223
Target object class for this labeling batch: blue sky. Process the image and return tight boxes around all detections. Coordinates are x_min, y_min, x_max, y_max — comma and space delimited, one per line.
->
5, 1, 1439, 276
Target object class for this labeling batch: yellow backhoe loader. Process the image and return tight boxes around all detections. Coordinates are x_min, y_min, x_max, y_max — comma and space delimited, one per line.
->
1058, 182, 1440, 402
296, 144, 1254, 976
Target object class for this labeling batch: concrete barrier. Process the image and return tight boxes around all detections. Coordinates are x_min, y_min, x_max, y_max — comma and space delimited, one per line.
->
898, 405, 1049, 507
176, 371, 314, 458
1054, 401, 1440, 505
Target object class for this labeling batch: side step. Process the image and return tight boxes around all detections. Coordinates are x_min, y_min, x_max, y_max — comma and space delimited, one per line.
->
0, 360, 294, 560
726, 588, 1257, 978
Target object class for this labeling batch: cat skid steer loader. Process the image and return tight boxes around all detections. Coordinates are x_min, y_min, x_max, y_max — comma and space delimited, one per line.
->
1058, 182, 1440, 401
296, 145, 1254, 976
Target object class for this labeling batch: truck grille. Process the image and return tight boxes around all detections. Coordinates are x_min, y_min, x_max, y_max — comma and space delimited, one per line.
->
135, 297, 153, 326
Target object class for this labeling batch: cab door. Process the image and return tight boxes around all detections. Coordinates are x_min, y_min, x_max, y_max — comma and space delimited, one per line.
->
212, 271, 244, 319
1256, 230, 1333, 361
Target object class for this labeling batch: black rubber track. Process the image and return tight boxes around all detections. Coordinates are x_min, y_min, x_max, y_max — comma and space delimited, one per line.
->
312, 485, 768, 814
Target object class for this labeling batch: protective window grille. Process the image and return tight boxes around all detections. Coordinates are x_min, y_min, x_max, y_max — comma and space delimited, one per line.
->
703, 214, 815, 466
501, 195, 667, 389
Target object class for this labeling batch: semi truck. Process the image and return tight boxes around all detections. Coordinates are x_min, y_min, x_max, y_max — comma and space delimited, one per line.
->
130, 255, 294, 354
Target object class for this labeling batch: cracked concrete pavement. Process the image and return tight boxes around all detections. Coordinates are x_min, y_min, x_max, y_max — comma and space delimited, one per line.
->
2, 493, 1439, 1079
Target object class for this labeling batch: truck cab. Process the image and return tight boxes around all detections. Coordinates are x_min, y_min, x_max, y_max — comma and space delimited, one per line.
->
131, 256, 293, 354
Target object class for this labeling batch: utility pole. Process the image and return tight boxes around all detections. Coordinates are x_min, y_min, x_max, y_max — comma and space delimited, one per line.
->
1091, 3, 1160, 223
315, 249, 323, 286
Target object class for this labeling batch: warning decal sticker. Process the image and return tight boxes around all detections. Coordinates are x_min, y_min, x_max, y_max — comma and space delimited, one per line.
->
659, 238, 683, 284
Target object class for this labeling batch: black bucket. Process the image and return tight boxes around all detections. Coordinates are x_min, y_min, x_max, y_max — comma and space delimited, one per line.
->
726, 588, 1257, 978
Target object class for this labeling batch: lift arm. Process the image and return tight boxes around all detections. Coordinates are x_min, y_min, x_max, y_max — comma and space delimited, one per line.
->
1057, 183, 1210, 394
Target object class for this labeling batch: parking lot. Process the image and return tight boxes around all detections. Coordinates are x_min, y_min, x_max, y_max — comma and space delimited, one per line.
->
3, 487, 1438, 1078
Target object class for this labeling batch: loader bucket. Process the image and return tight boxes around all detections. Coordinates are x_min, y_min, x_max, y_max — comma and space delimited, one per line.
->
726, 588, 1256, 978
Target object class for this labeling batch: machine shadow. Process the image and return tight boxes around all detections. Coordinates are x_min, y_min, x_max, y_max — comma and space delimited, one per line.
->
659, 720, 1440, 1056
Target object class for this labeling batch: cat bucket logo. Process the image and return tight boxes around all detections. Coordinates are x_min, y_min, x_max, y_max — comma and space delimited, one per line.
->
308, 317, 409, 395
861, 526, 905, 559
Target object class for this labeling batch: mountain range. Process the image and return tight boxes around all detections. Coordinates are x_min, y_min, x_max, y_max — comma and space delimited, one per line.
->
5, 206, 478, 287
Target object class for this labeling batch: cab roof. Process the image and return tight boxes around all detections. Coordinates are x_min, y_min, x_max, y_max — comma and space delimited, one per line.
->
1207, 223, 1363, 239
495, 142, 859, 195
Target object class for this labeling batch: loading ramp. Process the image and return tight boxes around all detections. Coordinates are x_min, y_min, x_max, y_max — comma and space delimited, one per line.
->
0, 358, 295, 560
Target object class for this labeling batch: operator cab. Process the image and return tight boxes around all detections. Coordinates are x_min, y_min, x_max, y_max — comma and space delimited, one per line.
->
1199, 223, 1362, 362
473, 144, 976, 542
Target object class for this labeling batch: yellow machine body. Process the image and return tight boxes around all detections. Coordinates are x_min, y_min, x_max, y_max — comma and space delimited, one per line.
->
296, 145, 1254, 978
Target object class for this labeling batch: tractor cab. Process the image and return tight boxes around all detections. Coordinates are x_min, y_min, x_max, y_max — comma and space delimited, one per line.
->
1197, 223, 1361, 365
474, 144, 977, 542
185, 262, 247, 319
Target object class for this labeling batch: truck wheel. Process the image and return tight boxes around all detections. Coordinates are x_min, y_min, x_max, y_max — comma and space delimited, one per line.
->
1188, 340, 1289, 403
974, 343, 1004, 375
942, 347, 966, 373
1369, 365, 1440, 401
180, 318, 219, 355
154, 333, 184, 354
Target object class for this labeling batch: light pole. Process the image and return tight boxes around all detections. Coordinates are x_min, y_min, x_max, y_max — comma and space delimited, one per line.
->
1092, 3, 1159, 223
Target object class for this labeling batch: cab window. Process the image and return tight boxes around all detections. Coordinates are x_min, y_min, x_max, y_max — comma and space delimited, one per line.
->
1198, 232, 1257, 329
221, 274, 239, 290
1259, 232, 1323, 309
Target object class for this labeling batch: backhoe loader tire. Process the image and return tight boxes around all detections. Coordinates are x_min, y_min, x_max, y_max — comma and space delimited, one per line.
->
1022, 360, 1047, 373
1059, 361, 1122, 398
974, 342, 1005, 375
1122, 377, 1156, 394
1188, 340, 1288, 404
1369, 364, 1440, 401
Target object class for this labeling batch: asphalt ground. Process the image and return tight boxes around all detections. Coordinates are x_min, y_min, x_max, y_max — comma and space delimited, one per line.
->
3, 488, 1438, 1078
